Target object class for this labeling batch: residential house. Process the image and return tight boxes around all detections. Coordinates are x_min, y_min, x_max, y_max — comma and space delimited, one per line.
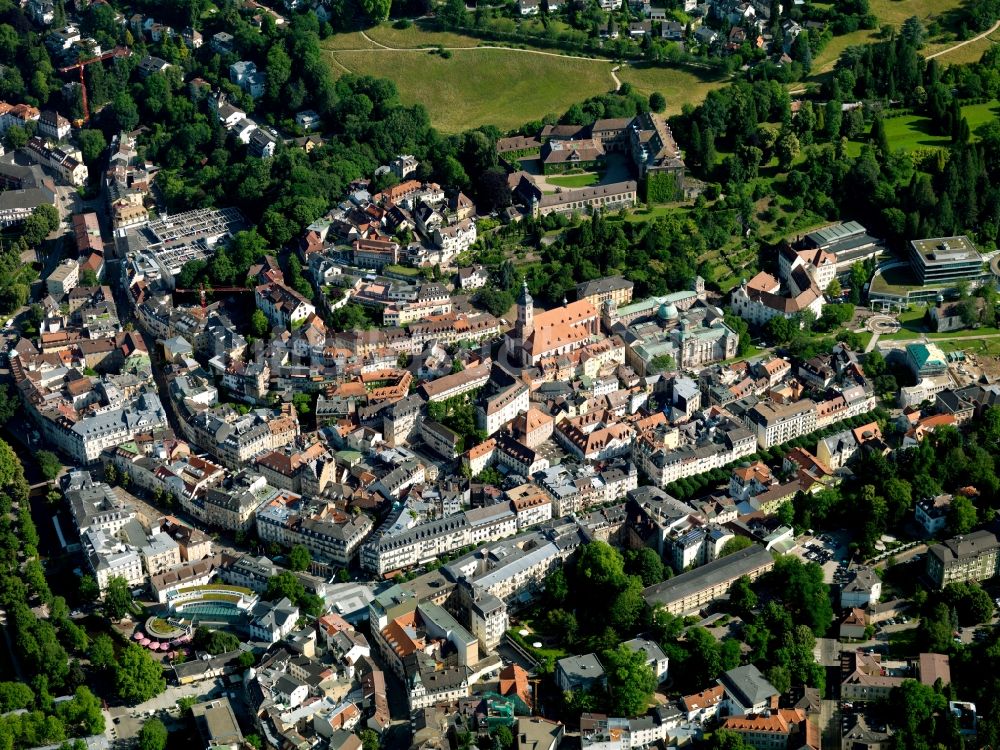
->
555, 654, 605, 693
248, 596, 300, 643
623, 638, 669, 682
840, 608, 869, 640
718, 665, 779, 716
915, 494, 952, 536
841, 566, 881, 609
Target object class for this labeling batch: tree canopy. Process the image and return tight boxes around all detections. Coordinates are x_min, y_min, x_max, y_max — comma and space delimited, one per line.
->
115, 644, 166, 704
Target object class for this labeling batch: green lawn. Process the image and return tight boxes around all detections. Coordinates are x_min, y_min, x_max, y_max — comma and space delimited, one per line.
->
813, 28, 880, 74
362, 23, 487, 49
869, 0, 965, 27
178, 584, 254, 595
892, 305, 931, 335
868, 265, 933, 305
323, 23, 730, 128
616, 63, 730, 117
846, 102, 1000, 155
623, 202, 686, 223
326, 47, 616, 132
937, 337, 1000, 357
384, 263, 421, 277
322, 31, 379, 49
928, 326, 1000, 339
546, 172, 601, 188
800, 0, 969, 81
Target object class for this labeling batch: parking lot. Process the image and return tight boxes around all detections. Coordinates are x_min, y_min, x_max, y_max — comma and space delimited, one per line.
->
796, 531, 852, 583
105, 676, 241, 742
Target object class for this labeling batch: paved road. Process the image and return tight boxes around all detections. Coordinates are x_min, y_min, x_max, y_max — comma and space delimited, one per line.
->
820, 699, 840, 750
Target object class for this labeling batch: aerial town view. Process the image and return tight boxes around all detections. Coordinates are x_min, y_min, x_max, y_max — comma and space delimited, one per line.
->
4, 0, 1000, 750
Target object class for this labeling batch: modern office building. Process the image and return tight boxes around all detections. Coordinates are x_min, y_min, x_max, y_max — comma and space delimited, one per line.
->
909, 236, 985, 286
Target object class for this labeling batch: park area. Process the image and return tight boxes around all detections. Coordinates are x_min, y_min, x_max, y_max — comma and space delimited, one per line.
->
845, 101, 1000, 155
327, 46, 614, 132
322, 22, 728, 132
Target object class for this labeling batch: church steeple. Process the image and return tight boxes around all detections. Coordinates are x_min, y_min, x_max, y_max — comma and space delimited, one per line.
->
517, 279, 533, 338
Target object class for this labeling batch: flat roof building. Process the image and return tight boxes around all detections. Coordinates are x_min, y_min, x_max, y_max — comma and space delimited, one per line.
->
555, 653, 605, 693
643, 544, 774, 615
191, 698, 243, 750
906, 342, 948, 379
909, 236, 984, 286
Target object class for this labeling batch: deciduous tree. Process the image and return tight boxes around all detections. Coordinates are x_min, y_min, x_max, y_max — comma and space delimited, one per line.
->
103, 576, 134, 621
601, 643, 657, 718
138, 718, 167, 750
115, 644, 166, 704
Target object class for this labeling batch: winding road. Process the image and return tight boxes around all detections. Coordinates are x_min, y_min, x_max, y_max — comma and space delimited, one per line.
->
333, 30, 630, 88
926, 19, 1000, 60
787, 20, 1000, 95
353, 29, 624, 60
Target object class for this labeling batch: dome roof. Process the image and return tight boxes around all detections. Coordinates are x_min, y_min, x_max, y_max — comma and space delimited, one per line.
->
657, 302, 679, 320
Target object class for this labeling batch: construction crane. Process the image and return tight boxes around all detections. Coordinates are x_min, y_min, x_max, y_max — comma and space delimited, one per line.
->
58, 46, 131, 126
174, 284, 254, 309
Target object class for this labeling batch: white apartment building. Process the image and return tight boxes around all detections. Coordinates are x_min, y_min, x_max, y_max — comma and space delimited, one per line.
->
47, 258, 79, 298
635, 430, 757, 487
360, 505, 517, 575
469, 541, 564, 603
432, 219, 477, 258
746, 399, 817, 449
477, 383, 529, 436
40, 391, 169, 464
256, 501, 374, 567
82, 528, 146, 592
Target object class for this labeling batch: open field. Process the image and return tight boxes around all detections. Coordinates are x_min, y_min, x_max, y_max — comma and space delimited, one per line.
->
323, 22, 729, 129
616, 64, 730, 116
929, 31, 1000, 65
799, 0, 978, 84
362, 23, 487, 49
327, 47, 615, 132
869, 0, 964, 27
813, 29, 880, 74
322, 31, 379, 49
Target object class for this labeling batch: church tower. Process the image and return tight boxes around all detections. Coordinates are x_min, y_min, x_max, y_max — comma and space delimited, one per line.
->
516, 280, 534, 339
515, 280, 534, 366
